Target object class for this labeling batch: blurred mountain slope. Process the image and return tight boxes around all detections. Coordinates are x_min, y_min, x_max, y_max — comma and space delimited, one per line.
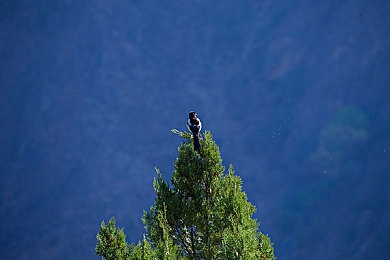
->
0, 1, 389, 259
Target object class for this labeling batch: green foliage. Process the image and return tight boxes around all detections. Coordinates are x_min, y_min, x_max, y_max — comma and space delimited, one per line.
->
257, 233, 275, 260
96, 217, 131, 260
130, 235, 155, 260
96, 130, 275, 260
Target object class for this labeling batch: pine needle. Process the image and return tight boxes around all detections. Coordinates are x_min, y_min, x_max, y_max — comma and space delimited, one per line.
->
171, 129, 193, 139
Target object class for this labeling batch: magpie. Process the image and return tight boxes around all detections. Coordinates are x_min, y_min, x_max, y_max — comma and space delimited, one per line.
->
187, 111, 202, 151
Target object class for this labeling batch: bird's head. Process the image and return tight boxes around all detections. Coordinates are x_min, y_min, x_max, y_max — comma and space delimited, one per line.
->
189, 111, 197, 119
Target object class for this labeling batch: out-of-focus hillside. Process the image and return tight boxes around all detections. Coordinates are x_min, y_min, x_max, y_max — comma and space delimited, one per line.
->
0, 1, 389, 259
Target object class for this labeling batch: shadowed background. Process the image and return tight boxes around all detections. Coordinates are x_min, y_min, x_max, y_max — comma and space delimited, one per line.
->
1, 1, 389, 259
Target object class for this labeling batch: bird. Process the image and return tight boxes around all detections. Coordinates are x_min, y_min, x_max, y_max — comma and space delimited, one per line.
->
187, 111, 202, 151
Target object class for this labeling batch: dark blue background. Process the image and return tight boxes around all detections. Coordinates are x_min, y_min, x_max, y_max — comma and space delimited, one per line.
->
1, 1, 389, 259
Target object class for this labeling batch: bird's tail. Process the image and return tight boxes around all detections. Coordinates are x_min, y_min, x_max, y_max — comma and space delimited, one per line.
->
193, 134, 201, 151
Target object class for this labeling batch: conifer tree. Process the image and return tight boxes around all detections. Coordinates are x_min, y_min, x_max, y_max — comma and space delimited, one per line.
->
96, 130, 275, 260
